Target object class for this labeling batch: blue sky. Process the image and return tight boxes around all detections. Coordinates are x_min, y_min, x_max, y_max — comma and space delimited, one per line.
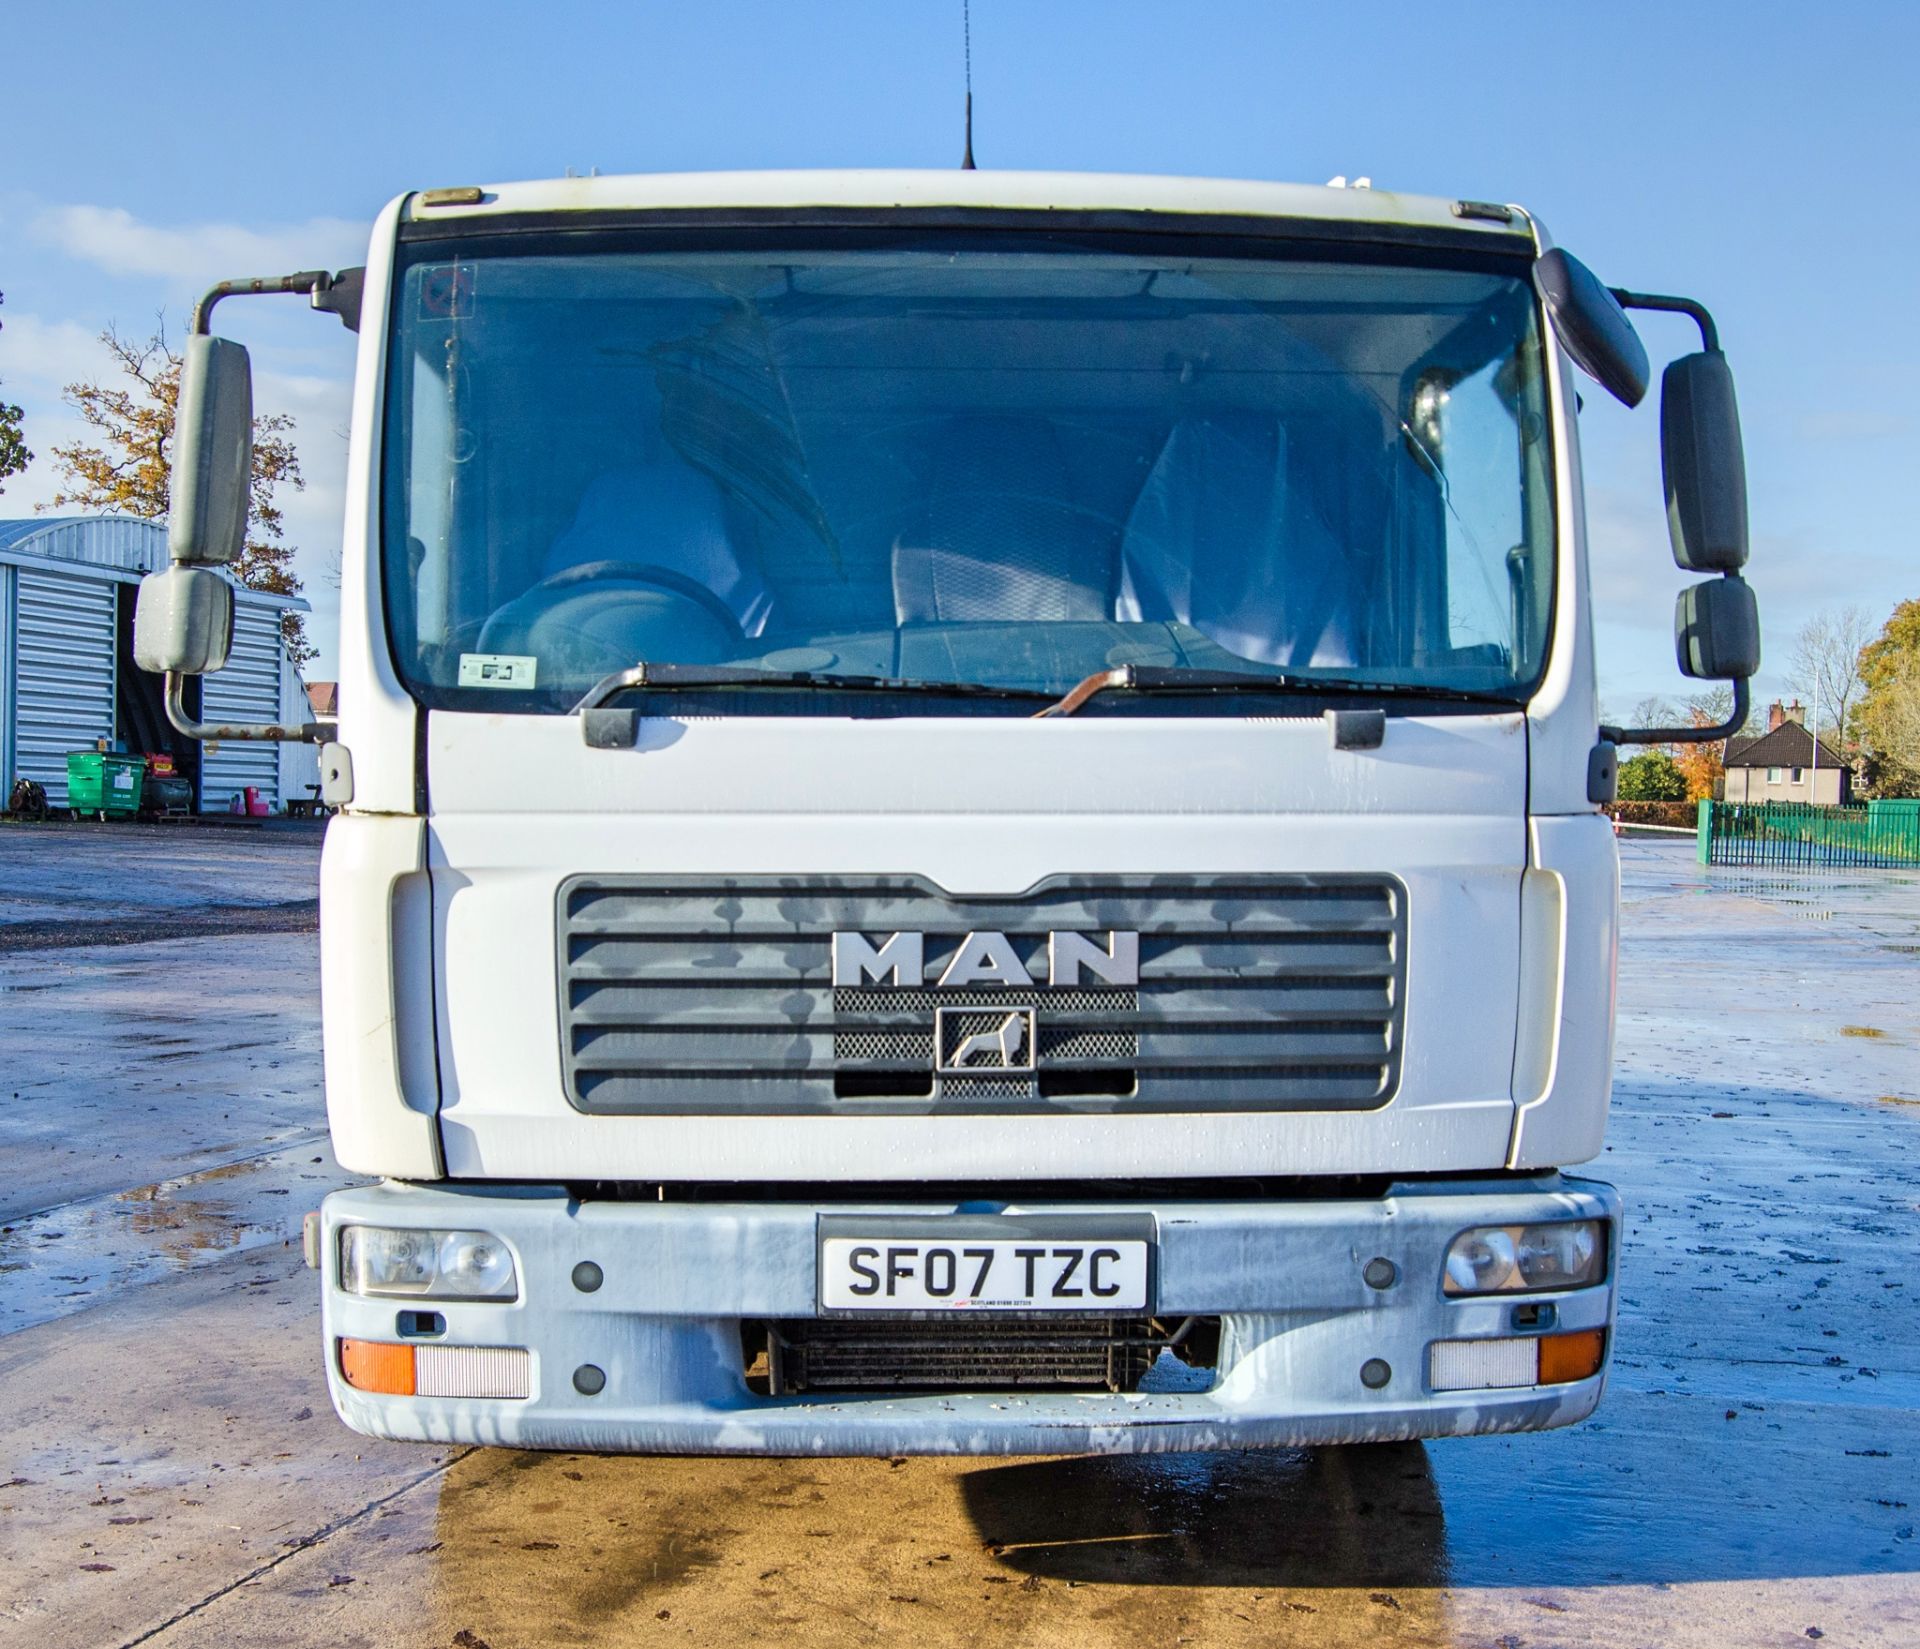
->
2, 0, 1913, 708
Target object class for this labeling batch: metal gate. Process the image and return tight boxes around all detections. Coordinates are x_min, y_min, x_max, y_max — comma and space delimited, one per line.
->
1698, 800, 1920, 868
201, 601, 286, 811
14, 567, 116, 809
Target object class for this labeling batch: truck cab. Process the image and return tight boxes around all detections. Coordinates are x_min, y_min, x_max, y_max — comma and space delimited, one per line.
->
136, 170, 1758, 1453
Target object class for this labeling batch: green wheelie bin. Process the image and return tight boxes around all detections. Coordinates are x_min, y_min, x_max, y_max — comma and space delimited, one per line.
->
66, 752, 146, 821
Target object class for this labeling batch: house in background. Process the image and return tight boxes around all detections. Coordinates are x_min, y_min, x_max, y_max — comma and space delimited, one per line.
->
1724, 699, 1850, 805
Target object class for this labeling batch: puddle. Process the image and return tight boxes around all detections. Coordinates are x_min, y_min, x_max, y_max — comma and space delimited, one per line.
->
0, 1142, 350, 1334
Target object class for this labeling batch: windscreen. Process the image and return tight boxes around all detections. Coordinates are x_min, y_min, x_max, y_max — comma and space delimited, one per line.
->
382, 232, 1554, 715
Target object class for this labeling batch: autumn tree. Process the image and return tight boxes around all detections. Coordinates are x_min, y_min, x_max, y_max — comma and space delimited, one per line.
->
46, 323, 310, 662
0, 291, 30, 495
1673, 688, 1736, 802
1854, 599, 1920, 795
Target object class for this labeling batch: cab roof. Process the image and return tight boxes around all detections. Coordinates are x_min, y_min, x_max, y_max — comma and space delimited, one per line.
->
398, 169, 1537, 251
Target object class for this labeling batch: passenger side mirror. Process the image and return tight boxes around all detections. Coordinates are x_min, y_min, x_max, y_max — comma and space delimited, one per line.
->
134, 563, 235, 676
1675, 575, 1759, 680
168, 334, 253, 566
1661, 351, 1748, 571
1532, 249, 1650, 409
1597, 287, 1757, 757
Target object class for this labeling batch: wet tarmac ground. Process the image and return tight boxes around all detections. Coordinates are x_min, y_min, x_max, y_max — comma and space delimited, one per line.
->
0, 825, 1915, 1648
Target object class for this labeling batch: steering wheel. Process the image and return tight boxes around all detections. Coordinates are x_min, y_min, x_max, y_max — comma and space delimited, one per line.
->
508, 559, 747, 644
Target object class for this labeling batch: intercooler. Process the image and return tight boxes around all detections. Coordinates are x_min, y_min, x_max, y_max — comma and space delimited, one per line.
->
748, 1316, 1216, 1396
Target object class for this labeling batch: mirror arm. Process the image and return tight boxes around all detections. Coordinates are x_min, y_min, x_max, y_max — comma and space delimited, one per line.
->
1601, 675, 1748, 748
164, 671, 331, 744
1609, 288, 1720, 353
191, 269, 362, 336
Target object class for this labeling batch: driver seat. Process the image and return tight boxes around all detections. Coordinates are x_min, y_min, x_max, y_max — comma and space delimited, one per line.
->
891, 416, 1117, 624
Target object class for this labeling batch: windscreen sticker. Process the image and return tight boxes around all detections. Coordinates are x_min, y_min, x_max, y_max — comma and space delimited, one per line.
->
458, 653, 538, 690
419, 262, 476, 319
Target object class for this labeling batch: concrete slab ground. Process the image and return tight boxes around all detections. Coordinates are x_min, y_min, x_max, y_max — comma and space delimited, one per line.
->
0, 832, 1915, 1648
0, 819, 321, 949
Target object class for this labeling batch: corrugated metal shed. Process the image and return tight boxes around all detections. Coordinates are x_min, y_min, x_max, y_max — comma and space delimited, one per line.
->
0, 515, 166, 574
0, 515, 311, 814
14, 567, 118, 806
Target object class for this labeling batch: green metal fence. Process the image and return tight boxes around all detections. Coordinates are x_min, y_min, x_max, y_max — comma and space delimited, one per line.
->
1697, 798, 1920, 868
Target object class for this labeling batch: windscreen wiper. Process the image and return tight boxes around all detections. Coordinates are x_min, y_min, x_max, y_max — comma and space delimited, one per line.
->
575, 661, 1055, 743
1034, 665, 1523, 719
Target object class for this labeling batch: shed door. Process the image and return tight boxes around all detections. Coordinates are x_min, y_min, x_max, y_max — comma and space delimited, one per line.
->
201, 602, 285, 811
15, 568, 116, 808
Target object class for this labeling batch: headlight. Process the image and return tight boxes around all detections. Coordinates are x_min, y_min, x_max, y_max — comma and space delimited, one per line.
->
339, 1226, 519, 1301
1443, 1220, 1605, 1295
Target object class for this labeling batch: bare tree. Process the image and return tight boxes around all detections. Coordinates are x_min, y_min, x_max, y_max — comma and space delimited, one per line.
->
1788, 606, 1872, 747
1621, 695, 1680, 754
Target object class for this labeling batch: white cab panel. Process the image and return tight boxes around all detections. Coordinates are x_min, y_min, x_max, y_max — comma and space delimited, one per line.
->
425, 710, 1528, 1182
321, 814, 443, 1177
1508, 813, 1619, 1168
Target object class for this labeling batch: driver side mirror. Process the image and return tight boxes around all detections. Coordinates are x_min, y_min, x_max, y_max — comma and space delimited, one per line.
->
168, 334, 253, 568
134, 334, 252, 677
134, 563, 234, 676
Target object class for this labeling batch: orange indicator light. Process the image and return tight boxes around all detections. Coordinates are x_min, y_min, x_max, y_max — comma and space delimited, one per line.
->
339, 1338, 417, 1396
1538, 1327, 1607, 1384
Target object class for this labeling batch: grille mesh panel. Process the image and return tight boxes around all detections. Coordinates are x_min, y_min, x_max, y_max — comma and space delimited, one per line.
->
940, 1074, 1038, 1100
558, 874, 1404, 1116
769, 1317, 1158, 1394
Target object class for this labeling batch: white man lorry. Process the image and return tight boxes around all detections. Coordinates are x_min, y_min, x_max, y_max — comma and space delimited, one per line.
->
135, 171, 1759, 1454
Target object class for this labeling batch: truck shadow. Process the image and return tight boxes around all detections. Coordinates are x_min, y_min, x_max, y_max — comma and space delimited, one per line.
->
957, 1443, 1447, 1589
960, 1407, 1920, 1592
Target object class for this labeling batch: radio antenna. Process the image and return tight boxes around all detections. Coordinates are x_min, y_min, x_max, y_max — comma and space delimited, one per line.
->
961, 0, 976, 169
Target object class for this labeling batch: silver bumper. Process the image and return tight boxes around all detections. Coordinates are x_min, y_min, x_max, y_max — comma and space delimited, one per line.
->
319, 1176, 1619, 1456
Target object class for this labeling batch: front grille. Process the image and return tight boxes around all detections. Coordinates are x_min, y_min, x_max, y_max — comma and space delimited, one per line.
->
755, 1316, 1166, 1395
558, 874, 1404, 1116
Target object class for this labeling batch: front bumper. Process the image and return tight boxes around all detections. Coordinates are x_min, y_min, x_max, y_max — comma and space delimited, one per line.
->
319, 1175, 1618, 1455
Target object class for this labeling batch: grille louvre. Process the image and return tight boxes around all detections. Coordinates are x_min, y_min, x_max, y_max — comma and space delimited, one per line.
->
558, 875, 1404, 1116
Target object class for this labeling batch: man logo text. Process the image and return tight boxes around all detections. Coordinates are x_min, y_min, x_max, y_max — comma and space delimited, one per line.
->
831, 930, 1139, 989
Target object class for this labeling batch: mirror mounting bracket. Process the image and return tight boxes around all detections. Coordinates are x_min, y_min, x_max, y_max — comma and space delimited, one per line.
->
191, 268, 365, 336
163, 671, 330, 745
1601, 675, 1748, 748
1609, 288, 1720, 354
1595, 286, 1749, 751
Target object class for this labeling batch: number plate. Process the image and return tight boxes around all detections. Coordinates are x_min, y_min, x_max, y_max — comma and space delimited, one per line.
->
818, 1216, 1154, 1312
